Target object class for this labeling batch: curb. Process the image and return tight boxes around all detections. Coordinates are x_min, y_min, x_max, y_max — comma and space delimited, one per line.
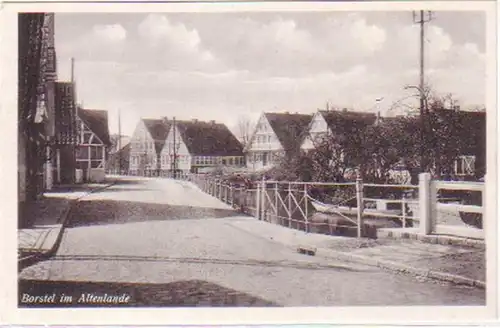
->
18, 180, 117, 272
378, 229, 485, 249
315, 247, 486, 289
224, 220, 486, 289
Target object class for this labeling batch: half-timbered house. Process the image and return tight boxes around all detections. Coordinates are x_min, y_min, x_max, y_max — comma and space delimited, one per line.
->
74, 108, 111, 182
129, 118, 171, 176
245, 112, 312, 171
300, 109, 378, 152
160, 119, 244, 175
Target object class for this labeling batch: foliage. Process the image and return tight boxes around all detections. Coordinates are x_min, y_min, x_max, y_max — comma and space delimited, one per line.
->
276, 91, 483, 187
236, 115, 254, 148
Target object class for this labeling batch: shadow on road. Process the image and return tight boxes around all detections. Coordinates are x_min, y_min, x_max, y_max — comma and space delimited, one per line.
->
46, 254, 364, 272
66, 199, 243, 228
107, 177, 151, 186
19, 279, 278, 307
96, 187, 155, 193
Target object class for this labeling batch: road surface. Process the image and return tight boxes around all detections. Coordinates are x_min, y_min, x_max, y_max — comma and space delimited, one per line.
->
19, 176, 485, 307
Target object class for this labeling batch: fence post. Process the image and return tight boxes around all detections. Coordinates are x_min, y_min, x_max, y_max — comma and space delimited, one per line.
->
419, 172, 433, 235
230, 185, 234, 207
304, 183, 309, 233
256, 182, 261, 220
261, 178, 266, 221
356, 177, 364, 238
401, 195, 406, 228
288, 183, 292, 228
225, 183, 228, 203
275, 183, 279, 225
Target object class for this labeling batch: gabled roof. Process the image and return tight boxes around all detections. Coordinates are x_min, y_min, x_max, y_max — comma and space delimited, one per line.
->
264, 112, 313, 153
318, 109, 378, 129
176, 120, 243, 156
78, 109, 111, 146
141, 118, 171, 154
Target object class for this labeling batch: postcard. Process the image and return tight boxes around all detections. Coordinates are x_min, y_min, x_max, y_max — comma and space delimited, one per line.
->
1, 0, 497, 325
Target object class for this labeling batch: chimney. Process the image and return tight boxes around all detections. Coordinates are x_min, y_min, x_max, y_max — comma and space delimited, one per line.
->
192, 119, 198, 123
210, 120, 216, 124
162, 116, 168, 123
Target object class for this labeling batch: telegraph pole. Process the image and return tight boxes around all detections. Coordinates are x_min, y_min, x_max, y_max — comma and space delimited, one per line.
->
71, 57, 74, 82
413, 10, 433, 173
172, 116, 177, 179
118, 108, 122, 174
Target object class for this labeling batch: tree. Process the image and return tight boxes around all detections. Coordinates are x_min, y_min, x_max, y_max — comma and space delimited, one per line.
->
236, 115, 253, 148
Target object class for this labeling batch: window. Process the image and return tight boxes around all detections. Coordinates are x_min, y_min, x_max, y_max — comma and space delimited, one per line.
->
91, 146, 103, 160
455, 155, 475, 176
76, 146, 89, 160
267, 135, 271, 143
91, 160, 102, 168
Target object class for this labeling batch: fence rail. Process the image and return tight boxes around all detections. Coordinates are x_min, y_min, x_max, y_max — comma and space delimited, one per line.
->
106, 170, 485, 240
187, 174, 424, 238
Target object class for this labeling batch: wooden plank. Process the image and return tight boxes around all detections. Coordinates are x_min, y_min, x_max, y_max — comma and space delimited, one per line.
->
434, 181, 484, 192
436, 203, 483, 214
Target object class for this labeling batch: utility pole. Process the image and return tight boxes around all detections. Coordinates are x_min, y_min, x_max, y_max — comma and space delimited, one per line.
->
118, 108, 122, 174
69, 57, 77, 183
172, 116, 177, 179
413, 10, 433, 173
70, 57, 74, 82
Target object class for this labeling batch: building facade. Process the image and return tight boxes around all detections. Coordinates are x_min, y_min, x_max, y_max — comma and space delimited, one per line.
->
245, 112, 312, 171
160, 119, 245, 175
75, 109, 111, 182
129, 118, 170, 176
300, 109, 378, 152
52, 82, 79, 185
18, 13, 58, 209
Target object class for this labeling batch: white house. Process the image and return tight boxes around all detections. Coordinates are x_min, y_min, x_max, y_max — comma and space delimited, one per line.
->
245, 112, 312, 171
129, 118, 170, 175
160, 121, 192, 173
74, 108, 111, 182
300, 109, 378, 152
160, 119, 245, 174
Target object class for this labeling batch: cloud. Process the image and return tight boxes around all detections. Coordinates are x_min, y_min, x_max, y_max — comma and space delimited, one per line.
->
56, 23, 128, 66
54, 12, 486, 135
136, 14, 217, 70
93, 24, 127, 43
336, 13, 387, 53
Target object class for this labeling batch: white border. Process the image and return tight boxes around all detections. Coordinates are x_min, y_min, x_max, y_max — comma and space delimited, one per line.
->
0, 1, 497, 325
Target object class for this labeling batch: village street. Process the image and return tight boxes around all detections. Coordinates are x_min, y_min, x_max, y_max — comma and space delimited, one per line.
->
19, 176, 485, 307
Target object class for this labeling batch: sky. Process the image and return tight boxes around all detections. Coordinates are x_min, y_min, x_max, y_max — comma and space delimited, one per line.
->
54, 11, 486, 137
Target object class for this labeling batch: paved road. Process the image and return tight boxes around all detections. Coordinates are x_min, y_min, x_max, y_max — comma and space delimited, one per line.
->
19, 176, 485, 307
